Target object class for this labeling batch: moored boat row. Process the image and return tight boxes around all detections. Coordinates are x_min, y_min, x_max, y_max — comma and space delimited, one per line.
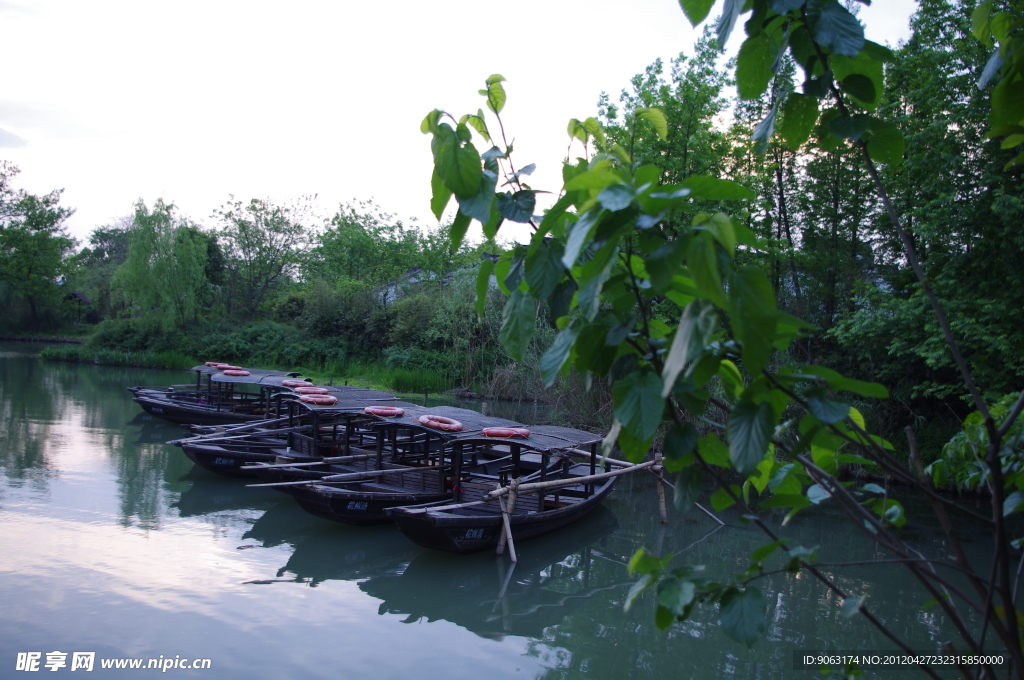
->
134, 362, 643, 558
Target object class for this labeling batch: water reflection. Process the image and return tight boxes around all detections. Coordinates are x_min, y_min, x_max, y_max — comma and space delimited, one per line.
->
0, 344, 983, 679
361, 508, 622, 640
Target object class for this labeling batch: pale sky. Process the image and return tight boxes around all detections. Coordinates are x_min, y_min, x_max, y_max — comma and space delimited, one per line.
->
0, 0, 918, 247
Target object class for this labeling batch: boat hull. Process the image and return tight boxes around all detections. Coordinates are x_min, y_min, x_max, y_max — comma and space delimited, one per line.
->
389, 477, 617, 554
180, 444, 278, 478
133, 394, 261, 426
288, 484, 451, 526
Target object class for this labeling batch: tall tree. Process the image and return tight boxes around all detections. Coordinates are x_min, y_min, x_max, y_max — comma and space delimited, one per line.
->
114, 199, 212, 331
215, 196, 313, 319
0, 161, 77, 331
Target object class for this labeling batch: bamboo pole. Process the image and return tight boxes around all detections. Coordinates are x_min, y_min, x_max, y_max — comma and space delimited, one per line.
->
495, 482, 510, 555
648, 469, 725, 526
654, 450, 668, 524
399, 498, 495, 515
565, 448, 634, 468
496, 479, 519, 562
487, 460, 656, 499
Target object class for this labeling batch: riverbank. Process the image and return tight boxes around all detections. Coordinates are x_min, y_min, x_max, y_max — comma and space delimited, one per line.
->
0, 334, 85, 344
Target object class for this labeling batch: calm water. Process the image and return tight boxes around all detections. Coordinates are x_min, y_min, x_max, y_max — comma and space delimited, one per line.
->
0, 344, 987, 678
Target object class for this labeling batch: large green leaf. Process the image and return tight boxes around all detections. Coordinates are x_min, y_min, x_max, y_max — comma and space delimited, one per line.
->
449, 210, 471, 252
662, 300, 717, 397
829, 113, 872, 141
564, 162, 620, 192
840, 74, 876, 106
719, 587, 767, 646
577, 245, 616, 321
727, 398, 774, 477
499, 290, 536, 361
637, 108, 669, 140
990, 76, 1024, 128
679, 0, 716, 26
751, 104, 778, 155
680, 176, 755, 201
567, 117, 588, 143
664, 422, 699, 472
645, 238, 687, 294
832, 52, 883, 110
699, 432, 730, 468
674, 466, 703, 511
686, 232, 726, 308
562, 209, 602, 269
479, 74, 507, 114
737, 34, 775, 100
474, 259, 494, 321
430, 168, 452, 220
717, 0, 744, 50
729, 265, 777, 376
540, 320, 580, 387
504, 247, 526, 292
525, 240, 565, 301
432, 126, 483, 199
778, 93, 819, 150
496, 190, 537, 223
807, 0, 865, 58
865, 118, 904, 167
805, 387, 850, 423
613, 370, 665, 442
456, 169, 497, 224
597, 183, 635, 211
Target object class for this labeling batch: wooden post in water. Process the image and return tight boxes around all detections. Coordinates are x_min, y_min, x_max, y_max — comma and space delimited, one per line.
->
495, 478, 519, 562
654, 450, 668, 524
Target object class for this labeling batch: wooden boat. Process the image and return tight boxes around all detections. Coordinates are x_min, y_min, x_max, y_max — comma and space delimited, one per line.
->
131, 365, 305, 425
170, 386, 400, 477
246, 406, 555, 526
388, 425, 617, 554
250, 413, 598, 528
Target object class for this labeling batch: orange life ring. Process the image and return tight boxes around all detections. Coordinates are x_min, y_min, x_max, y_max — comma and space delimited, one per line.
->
482, 427, 531, 438
222, 365, 242, 371
281, 379, 310, 388
205, 361, 222, 366
418, 414, 464, 432
299, 394, 338, 406
364, 406, 405, 417
223, 369, 250, 377
294, 386, 330, 395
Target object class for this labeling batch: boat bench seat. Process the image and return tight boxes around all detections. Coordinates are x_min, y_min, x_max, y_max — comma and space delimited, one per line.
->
457, 481, 541, 513
376, 468, 444, 494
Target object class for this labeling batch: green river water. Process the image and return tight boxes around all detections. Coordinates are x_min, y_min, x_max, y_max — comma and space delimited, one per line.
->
0, 343, 991, 678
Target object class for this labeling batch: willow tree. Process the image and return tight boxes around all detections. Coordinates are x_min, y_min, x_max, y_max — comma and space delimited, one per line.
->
114, 199, 213, 331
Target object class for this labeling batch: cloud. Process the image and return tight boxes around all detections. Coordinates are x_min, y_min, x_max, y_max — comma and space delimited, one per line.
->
0, 1, 31, 13
0, 127, 27, 148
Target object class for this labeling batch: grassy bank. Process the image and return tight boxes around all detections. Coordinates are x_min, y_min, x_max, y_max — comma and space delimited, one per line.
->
40, 345, 199, 370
